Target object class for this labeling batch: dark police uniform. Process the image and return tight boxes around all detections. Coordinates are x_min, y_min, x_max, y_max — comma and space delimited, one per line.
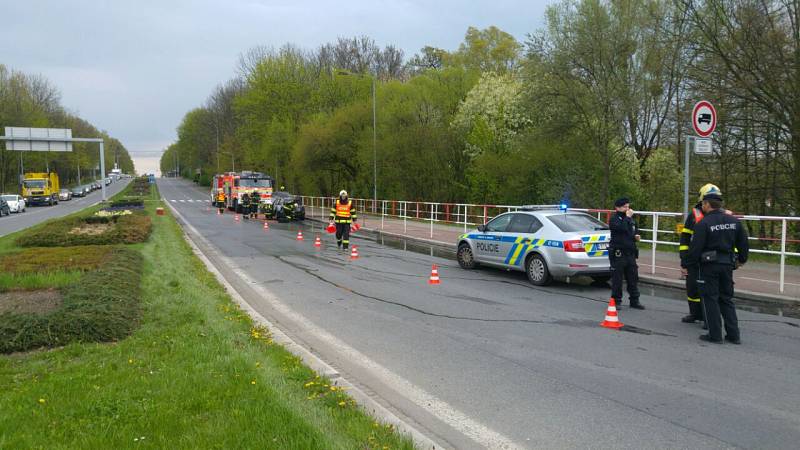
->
679, 203, 705, 322
608, 203, 642, 309
687, 206, 749, 343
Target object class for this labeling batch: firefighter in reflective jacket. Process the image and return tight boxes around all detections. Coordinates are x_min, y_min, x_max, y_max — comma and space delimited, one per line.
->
330, 190, 356, 249
687, 191, 749, 344
679, 184, 733, 325
216, 189, 226, 214
241, 193, 251, 219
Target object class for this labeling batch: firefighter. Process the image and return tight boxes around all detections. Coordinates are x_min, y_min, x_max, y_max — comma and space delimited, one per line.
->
249, 191, 259, 219
687, 191, 749, 344
216, 189, 226, 214
282, 199, 296, 221
679, 183, 721, 325
608, 197, 644, 309
330, 190, 357, 249
241, 193, 251, 219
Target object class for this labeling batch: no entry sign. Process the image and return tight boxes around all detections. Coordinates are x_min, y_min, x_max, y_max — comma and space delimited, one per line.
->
692, 101, 717, 137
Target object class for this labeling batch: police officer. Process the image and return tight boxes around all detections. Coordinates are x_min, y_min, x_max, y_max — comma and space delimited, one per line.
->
687, 192, 749, 344
608, 197, 644, 309
679, 184, 722, 325
330, 190, 357, 249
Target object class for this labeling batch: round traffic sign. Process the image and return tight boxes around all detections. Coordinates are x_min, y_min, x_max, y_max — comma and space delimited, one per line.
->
692, 101, 717, 137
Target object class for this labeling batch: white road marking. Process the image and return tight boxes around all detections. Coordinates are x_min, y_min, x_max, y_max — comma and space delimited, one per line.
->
165, 195, 522, 450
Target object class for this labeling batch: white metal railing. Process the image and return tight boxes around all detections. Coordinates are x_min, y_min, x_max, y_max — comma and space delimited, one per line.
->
299, 196, 799, 294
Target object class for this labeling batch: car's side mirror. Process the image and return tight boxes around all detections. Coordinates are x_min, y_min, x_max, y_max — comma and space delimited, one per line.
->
477, 224, 487, 232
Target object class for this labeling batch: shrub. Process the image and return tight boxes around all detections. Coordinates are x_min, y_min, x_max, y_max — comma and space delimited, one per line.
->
0, 248, 143, 353
109, 197, 144, 208
15, 214, 152, 247
0, 246, 115, 274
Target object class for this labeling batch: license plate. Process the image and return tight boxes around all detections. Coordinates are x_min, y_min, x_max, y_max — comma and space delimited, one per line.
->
594, 243, 609, 250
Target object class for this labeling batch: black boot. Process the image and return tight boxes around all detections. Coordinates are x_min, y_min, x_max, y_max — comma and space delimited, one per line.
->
699, 334, 722, 344
681, 315, 698, 323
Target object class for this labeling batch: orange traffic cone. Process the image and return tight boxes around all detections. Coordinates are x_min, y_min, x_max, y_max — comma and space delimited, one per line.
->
428, 264, 441, 284
263, 221, 269, 230
235, 214, 240, 222
314, 235, 321, 248
600, 298, 623, 329
350, 246, 359, 260
296, 230, 304, 241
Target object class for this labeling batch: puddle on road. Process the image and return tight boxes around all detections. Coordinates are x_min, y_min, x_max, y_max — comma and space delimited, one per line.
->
373, 233, 800, 320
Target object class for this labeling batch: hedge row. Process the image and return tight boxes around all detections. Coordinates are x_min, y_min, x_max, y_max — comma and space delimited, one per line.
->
15, 214, 152, 247
0, 248, 143, 353
0, 245, 115, 274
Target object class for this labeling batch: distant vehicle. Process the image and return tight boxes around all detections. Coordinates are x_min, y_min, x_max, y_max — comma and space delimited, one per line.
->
104, 177, 112, 186
0, 197, 9, 216
698, 113, 712, 125
70, 186, 86, 198
22, 172, 60, 206
456, 207, 612, 286
1, 194, 24, 213
92, 181, 101, 190
58, 189, 72, 201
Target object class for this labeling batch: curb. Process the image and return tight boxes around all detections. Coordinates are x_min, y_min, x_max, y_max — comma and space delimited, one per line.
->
309, 217, 798, 307
164, 200, 444, 450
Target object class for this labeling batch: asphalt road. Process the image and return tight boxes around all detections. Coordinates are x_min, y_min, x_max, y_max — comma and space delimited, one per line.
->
159, 178, 800, 450
0, 179, 130, 238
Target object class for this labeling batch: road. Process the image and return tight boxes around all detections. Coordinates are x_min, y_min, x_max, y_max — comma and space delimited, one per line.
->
159, 178, 800, 450
0, 179, 130, 238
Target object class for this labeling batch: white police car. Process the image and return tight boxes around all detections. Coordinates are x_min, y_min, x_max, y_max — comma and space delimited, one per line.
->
456, 206, 612, 285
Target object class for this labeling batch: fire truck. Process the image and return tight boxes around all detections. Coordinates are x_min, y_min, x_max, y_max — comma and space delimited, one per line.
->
211, 171, 274, 213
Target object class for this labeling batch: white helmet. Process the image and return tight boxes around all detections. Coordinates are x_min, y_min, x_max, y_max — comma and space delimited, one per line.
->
339, 190, 348, 197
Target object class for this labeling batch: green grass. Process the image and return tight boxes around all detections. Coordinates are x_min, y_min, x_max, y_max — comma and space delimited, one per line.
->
0, 186, 414, 448
0, 271, 82, 292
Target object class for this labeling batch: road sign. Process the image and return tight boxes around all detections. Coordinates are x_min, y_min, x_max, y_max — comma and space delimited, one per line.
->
3, 127, 73, 151
692, 101, 717, 137
694, 137, 713, 155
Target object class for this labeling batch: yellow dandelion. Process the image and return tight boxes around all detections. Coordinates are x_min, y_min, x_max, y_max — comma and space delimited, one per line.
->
38, 398, 46, 404
338, 401, 346, 407
251, 380, 256, 385
128, 359, 133, 364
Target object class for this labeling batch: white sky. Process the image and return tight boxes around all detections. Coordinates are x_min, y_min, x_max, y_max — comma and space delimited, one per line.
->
1, 0, 549, 175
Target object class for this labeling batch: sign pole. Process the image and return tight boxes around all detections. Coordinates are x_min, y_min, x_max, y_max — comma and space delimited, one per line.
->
684, 137, 691, 219
100, 140, 107, 201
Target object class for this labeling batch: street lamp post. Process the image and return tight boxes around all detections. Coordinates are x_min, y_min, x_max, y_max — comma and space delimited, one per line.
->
337, 70, 378, 211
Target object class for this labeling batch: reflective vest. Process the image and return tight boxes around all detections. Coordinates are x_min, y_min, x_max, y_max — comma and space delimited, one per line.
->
692, 208, 704, 223
331, 199, 356, 223
216, 193, 225, 202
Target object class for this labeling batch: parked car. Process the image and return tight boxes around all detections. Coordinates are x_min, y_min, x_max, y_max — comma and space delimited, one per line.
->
104, 177, 112, 186
59, 189, 72, 201
70, 186, 85, 197
456, 206, 612, 286
0, 197, 10, 216
1, 194, 25, 213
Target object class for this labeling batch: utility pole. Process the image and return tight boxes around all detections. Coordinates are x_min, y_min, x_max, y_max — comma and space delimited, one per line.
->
372, 76, 377, 213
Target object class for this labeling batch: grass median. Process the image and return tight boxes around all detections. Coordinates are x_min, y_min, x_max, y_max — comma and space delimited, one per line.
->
0, 185, 414, 449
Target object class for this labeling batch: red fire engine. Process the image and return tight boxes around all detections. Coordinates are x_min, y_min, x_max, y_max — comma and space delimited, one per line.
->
211, 171, 274, 213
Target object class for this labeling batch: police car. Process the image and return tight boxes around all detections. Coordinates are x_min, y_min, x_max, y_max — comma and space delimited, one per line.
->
456, 206, 612, 285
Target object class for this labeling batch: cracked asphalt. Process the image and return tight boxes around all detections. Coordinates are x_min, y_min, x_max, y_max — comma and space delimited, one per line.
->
159, 178, 800, 450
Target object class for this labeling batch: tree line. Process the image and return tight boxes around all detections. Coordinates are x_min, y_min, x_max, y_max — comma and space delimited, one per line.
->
161, 0, 798, 218
0, 65, 134, 192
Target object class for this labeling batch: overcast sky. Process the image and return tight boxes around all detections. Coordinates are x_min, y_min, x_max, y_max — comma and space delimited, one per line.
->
1, 0, 550, 175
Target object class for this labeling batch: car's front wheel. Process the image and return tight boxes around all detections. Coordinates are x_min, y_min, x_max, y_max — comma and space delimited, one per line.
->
457, 243, 478, 269
526, 253, 552, 286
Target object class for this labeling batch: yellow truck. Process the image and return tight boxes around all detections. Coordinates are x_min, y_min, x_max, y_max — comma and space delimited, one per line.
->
22, 172, 60, 206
